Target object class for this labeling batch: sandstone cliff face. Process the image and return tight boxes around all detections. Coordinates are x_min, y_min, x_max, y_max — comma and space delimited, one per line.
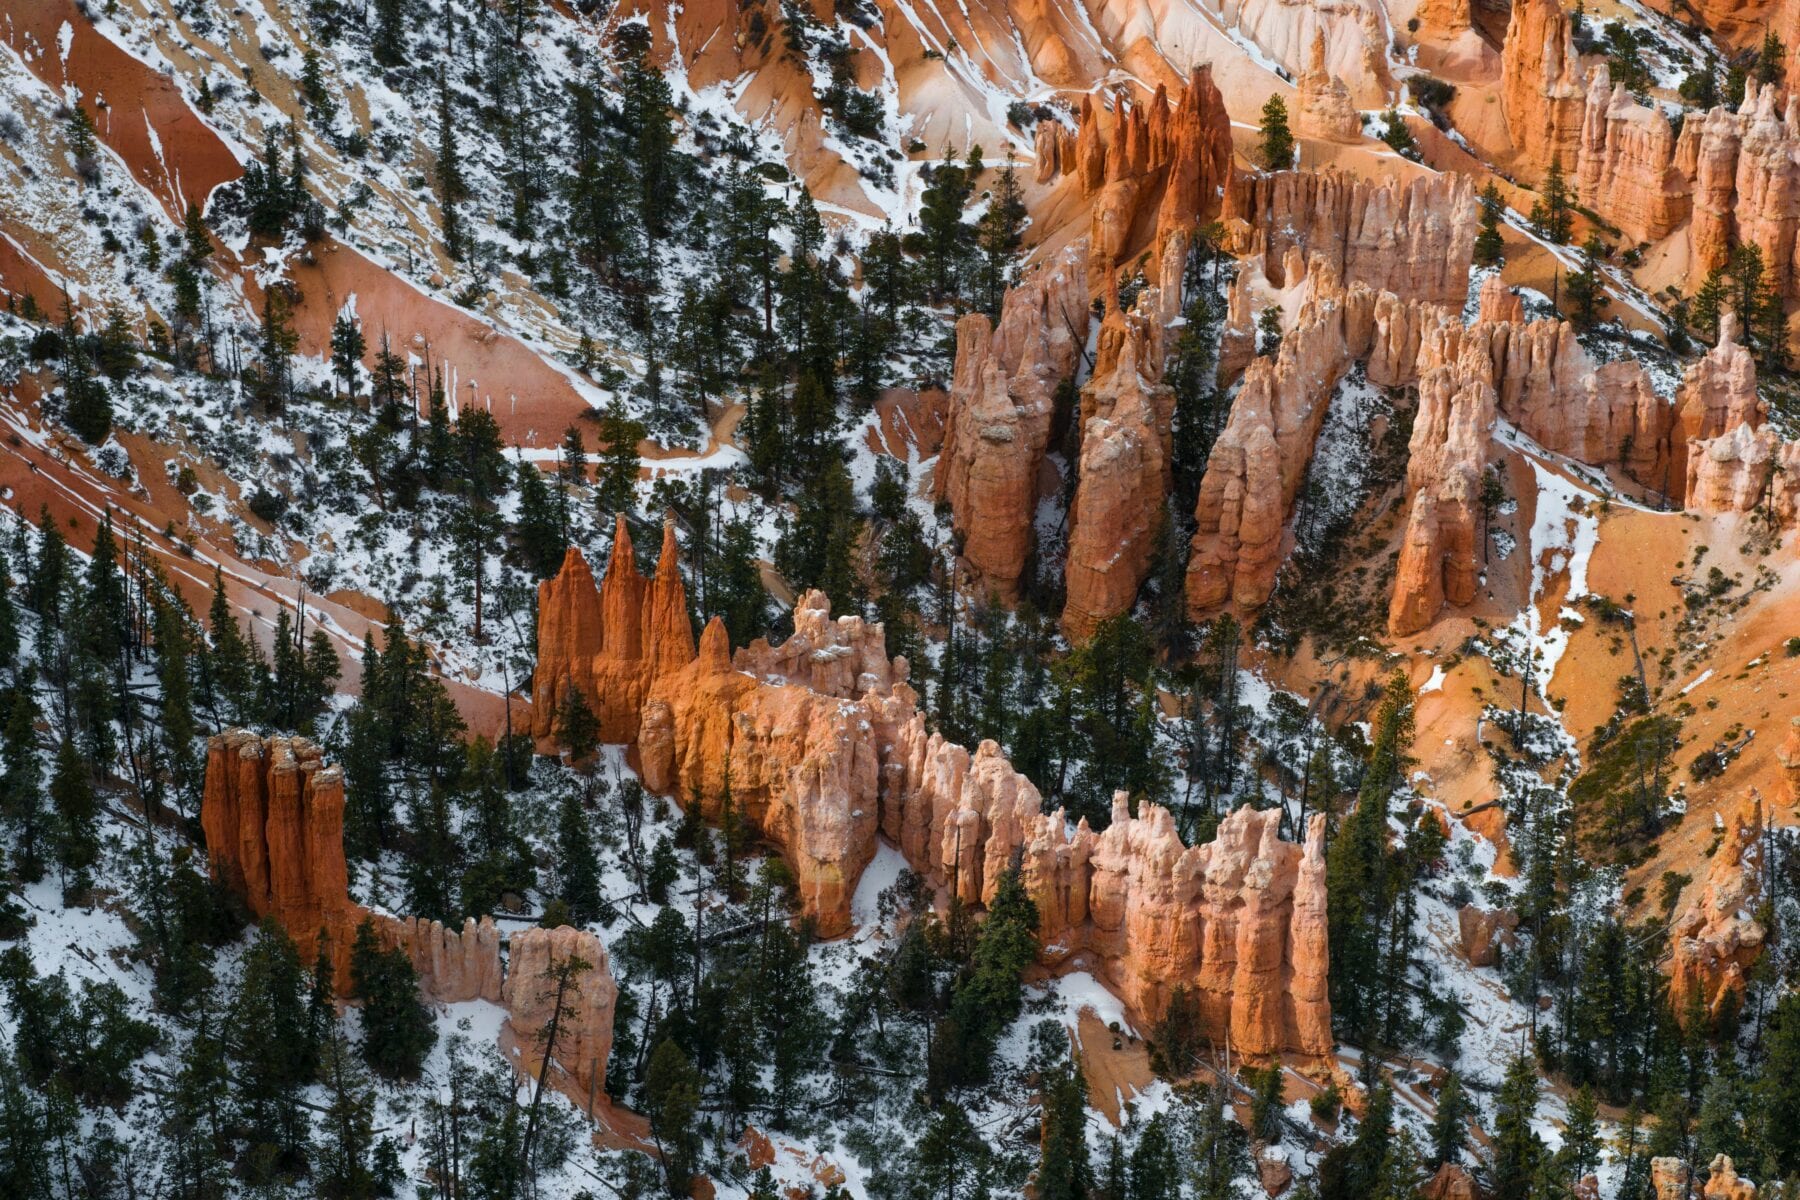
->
1389, 360, 1496, 637
1575, 67, 1690, 245
1678, 84, 1800, 298
201, 730, 362, 986
1223, 170, 1478, 309
1670, 314, 1761, 488
933, 244, 1090, 603
1684, 421, 1800, 524
1233, 0, 1394, 107
1292, 30, 1363, 145
1447, 316, 1675, 494
1499, 0, 1587, 180
502, 925, 618, 1113
1670, 795, 1767, 1022
640, 616, 884, 935
1074, 70, 1233, 294
524, 555, 1338, 1056
1062, 299, 1175, 640
201, 733, 618, 1106
530, 519, 695, 747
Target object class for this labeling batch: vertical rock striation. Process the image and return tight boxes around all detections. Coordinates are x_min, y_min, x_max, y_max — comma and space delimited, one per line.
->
530, 519, 695, 747
1669, 795, 1767, 1022
1574, 66, 1691, 245
1499, 0, 1587, 180
933, 244, 1091, 603
1222, 169, 1478, 308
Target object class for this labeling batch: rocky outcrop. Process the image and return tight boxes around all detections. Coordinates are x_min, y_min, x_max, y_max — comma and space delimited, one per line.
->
1389, 354, 1496, 636
1671, 313, 1761, 488
1651, 1160, 1692, 1200
1575, 66, 1690, 245
878, 727, 1335, 1056
1780, 719, 1800, 808
1223, 170, 1478, 309
1670, 795, 1767, 1022
1441, 317, 1675, 494
201, 732, 617, 1109
527, 551, 1337, 1055
1678, 83, 1800, 298
1456, 904, 1519, 967
1233, 0, 1395, 107
1074, 71, 1233, 294
1293, 30, 1363, 145
1422, 1163, 1481, 1200
530, 520, 695, 748
1499, 0, 1587, 181
1035, 118, 1077, 182
502, 925, 618, 1114
1684, 422, 1800, 524
640, 617, 884, 934
933, 244, 1090, 603
201, 730, 364, 988
1477, 276, 1525, 324
1703, 1157, 1759, 1200
1062, 299, 1175, 640
1185, 259, 1446, 616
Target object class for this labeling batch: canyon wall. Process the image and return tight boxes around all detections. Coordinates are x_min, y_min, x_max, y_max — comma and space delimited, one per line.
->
1061, 297, 1176, 640
538, 556, 1335, 1056
531, 519, 696, 748
1389, 323, 1498, 637
1677, 82, 1800, 299
1499, 0, 1587, 181
1185, 257, 1450, 617
1222, 169, 1478, 309
1574, 66, 1690, 245
934, 244, 1091, 603
200, 732, 615, 1102
1292, 30, 1363, 146
1070, 69, 1234, 295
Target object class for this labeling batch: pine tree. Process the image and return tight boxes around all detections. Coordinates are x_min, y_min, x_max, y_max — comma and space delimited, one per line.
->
349, 918, 436, 1080
512, 460, 564, 580
0, 684, 45, 883
59, 304, 113, 444
594, 404, 644, 521
1757, 990, 1800, 1176
975, 153, 1026, 316
1327, 670, 1413, 1040
435, 68, 468, 260
66, 104, 101, 184
1755, 31, 1786, 87
1490, 1052, 1546, 1200
300, 47, 337, 126
555, 791, 605, 925
227, 920, 318, 1182
1530, 157, 1575, 244
912, 1102, 986, 1200
1037, 1063, 1093, 1200
330, 314, 365, 403
1129, 1113, 1179, 1200
644, 1039, 702, 1196
1259, 95, 1294, 170
316, 1029, 381, 1200
48, 739, 98, 897
1428, 1070, 1470, 1166
371, 0, 407, 67
1563, 235, 1610, 328
1474, 182, 1507, 265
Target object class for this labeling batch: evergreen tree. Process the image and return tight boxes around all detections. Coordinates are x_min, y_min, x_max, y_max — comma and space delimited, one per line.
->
1259, 95, 1294, 170
1755, 31, 1786, 87
330, 314, 365, 403
1529, 157, 1575, 244
1475, 182, 1507, 266
371, 0, 407, 67
1129, 1113, 1180, 1200
1036, 1063, 1093, 1200
1428, 1069, 1471, 1166
975, 153, 1027, 316
1183, 1080, 1249, 1200
1490, 1052, 1546, 1200
316, 1029, 383, 1200
1563, 236, 1610, 328
1757, 990, 1800, 1177
1327, 670, 1413, 1041
435, 68, 468, 260
911, 1102, 987, 1200
643, 1039, 702, 1196
47, 739, 98, 896
349, 917, 436, 1080
511, 460, 565, 580
595, 404, 645, 521
555, 790, 605, 925
227, 920, 318, 1182
0, 684, 44, 883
